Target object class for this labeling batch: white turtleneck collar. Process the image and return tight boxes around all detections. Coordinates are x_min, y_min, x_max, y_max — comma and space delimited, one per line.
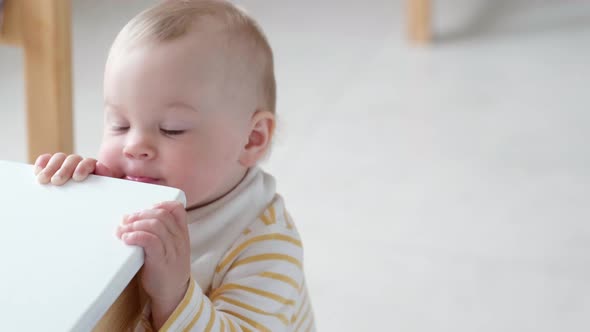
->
185, 167, 277, 292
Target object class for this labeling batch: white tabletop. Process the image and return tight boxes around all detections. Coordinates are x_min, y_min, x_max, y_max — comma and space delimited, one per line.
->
0, 160, 185, 331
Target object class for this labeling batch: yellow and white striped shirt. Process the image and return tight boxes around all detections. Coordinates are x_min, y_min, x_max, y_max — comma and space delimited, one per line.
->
133, 167, 315, 331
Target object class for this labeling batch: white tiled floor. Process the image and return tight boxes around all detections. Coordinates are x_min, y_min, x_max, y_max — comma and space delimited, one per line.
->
1, 0, 590, 331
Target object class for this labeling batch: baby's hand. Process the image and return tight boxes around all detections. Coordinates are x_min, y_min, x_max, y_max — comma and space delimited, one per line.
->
34, 153, 118, 185
116, 201, 191, 328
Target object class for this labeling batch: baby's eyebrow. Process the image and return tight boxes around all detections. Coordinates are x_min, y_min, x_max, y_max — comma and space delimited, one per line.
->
166, 101, 198, 112
104, 101, 124, 112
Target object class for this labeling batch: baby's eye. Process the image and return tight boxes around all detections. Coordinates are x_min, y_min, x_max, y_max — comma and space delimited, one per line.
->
160, 128, 185, 136
112, 126, 129, 132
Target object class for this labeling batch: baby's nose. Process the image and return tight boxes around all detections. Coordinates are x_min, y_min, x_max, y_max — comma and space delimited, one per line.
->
123, 137, 156, 160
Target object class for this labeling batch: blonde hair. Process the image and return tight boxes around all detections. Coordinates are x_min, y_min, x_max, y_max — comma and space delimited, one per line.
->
109, 0, 276, 114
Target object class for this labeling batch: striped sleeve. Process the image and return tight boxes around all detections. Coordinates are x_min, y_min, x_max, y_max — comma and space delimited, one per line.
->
158, 211, 306, 331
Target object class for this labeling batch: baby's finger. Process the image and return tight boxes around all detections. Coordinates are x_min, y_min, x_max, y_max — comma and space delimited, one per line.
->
154, 201, 188, 233
118, 218, 168, 241
37, 153, 67, 184
73, 158, 98, 182
121, 231, 166, 260
34, 154, 52, 175
123, 209, 180, 241
51, 155, 83, 185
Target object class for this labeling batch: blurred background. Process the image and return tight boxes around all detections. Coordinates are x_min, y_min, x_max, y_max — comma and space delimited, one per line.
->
1, 0, 589, 331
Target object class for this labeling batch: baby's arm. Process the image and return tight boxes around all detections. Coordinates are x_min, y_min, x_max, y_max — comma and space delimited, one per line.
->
151, 221, 306, 332
34, 153, 119, 185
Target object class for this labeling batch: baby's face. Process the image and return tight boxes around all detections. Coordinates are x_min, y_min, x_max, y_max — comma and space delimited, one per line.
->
99, 35, 252, 209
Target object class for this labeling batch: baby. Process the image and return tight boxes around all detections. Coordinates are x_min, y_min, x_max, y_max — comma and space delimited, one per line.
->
33, 1, 315, 331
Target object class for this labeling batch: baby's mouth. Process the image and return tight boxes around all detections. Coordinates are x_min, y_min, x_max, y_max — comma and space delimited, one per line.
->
125, 175, 161, 184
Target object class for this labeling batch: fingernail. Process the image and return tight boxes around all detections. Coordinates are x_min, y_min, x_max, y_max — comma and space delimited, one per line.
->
51, 174, 62, 183
37, 173, 48, 183
122, 233, 129, 240
34, 166, 42, 175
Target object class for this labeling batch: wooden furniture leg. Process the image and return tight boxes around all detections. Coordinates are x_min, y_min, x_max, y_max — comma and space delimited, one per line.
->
21, 0, 74, 162
0, 0, 22, 45
93, 276, 143, 331
408, 0, 431, 43
0, 0, 74, 163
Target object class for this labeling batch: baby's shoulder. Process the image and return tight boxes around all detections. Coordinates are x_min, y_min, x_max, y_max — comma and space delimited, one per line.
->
213, 195, 305, 278
240, 194, 299, 238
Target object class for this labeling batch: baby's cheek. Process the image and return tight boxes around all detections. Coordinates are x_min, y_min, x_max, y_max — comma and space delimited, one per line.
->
97, 143, 124, 173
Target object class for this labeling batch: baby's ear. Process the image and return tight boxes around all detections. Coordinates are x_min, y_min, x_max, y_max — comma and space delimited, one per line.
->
239, 110, 275, 167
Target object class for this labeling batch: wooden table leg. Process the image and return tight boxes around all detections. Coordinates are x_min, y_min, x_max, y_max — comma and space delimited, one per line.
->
408, 0, 431, 43
93, 275, 143, 331
0, 0, 23, 45
20, 0, 73, 162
